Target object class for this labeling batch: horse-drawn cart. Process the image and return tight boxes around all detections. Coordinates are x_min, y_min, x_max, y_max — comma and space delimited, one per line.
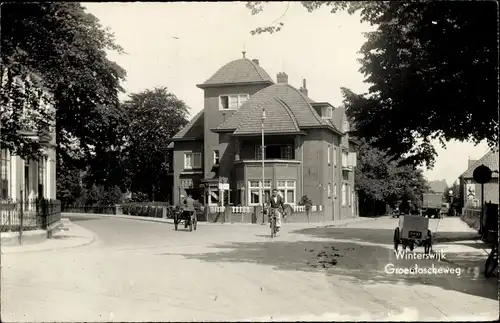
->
394, 215, 432, 253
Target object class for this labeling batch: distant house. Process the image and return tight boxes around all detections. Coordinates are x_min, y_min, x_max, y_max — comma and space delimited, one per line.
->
0, 73, 57, 201
428, 180, 447, 194
459, 148, 499, 208
167, 54, 359, 221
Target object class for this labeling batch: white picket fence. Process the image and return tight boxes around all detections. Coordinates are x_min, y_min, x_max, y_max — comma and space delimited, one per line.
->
208, 205, 323, 213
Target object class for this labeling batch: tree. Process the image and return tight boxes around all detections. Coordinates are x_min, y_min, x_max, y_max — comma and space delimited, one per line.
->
246, 1, 498, 167
120, 87, 189, 201
355, 138, 429, 216
1, 3, 126, 163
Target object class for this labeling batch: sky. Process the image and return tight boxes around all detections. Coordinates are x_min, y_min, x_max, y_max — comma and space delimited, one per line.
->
84, 2, 491, 186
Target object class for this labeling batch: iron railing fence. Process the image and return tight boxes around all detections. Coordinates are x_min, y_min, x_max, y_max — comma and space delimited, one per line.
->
0, 199, 61, 232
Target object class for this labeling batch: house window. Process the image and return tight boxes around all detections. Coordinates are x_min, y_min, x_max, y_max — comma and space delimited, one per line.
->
213, 150, 220, 165
219, 94, 249, 111
333, 146, 337, 166
341, 183, 347, 206
281, 146, 293, 160
327, 145, 331, 165
321, 106, 333, 119
248, 180, 271, 206
255, 145, 293, 160
342, 119, 350, 132
277, 180, 296, 204
342, 151, 348, 167
328, 182, 331, 199
334, 183, 337, 198
0, 149, 9, 199
255, 146, 264, 160
184, 152, 202, 170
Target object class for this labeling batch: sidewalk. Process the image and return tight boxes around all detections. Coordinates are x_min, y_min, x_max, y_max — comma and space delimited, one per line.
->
1, 218, 96, 254
430, 217, 491, 272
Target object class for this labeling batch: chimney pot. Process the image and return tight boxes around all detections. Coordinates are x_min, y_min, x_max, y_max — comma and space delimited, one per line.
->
252, 59, 259, 65
277, 72, 288, 84
303, 78, 307, 89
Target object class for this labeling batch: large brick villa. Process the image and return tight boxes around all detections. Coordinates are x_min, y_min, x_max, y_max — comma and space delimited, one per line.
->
167, 53, 359, 221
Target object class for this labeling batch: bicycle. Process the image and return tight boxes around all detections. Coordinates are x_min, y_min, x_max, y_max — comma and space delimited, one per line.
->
268, 207, 284, 238
484, 241, 498, 278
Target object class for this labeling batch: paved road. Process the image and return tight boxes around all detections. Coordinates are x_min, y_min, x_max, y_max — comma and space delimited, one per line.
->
1, 216, 498, 321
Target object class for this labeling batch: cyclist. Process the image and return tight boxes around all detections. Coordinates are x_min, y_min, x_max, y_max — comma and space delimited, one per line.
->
182, 193, 196, 228
268, 189, 284, 233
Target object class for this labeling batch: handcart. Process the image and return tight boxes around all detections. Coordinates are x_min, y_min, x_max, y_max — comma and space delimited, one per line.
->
173, 205, 197, 232
393, 215, 432, 253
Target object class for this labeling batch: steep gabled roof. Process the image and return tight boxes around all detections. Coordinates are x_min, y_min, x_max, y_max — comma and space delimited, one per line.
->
233, 98, 302, 135
214, 83, 341, 135
197, 58, 274, 88
461, 148, 499, 179
170, 110, 204, 141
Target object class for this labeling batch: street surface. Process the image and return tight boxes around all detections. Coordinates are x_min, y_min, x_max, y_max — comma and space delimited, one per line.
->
1, 215, 498, 321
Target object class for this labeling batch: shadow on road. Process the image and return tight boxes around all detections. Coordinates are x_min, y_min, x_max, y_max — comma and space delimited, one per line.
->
163, 227, 498, 301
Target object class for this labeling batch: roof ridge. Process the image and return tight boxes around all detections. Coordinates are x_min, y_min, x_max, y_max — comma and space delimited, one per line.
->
285, 84, 324, 125
172, 110, 203, 138
275, 98, 300, 131
247, 58, 266, 81
461, 149, 498, 178
234, 100, 268, 132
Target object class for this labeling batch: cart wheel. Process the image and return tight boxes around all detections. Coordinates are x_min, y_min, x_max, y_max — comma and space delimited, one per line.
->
174, 218, 178, 231
402, 239, 407, 250
484, 249, 498, 278
393, 228, 400, 251
424, 230, 432, 254
193, 216, 197, 231
409, 241, 415, 251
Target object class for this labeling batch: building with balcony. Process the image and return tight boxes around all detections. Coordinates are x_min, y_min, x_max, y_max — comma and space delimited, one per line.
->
167, 54, 359, 220
0, 73, 56, 201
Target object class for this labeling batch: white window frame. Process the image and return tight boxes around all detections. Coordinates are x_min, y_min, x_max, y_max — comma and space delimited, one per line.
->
255, 145, 264, 160
327, 182, 331, 199
184, 152, 202, 170
280, 145, 293, 160
327, 145, 331, 165
342, 151, 348, 168
341, 183, 347, 206
334, 183, 337, 198
213, 150, 220, 165
342, 119, 350, 132
248, 180, 271, 206
333, 146, 337, 166
321, 106, 333, 119
276, 180, 296, 205
219, 93, 250, 111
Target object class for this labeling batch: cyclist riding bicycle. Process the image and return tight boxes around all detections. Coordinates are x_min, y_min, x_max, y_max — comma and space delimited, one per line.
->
268, 189, 285, 233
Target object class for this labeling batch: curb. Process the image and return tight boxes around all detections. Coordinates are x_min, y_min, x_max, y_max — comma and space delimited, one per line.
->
1, 219, 97, 254
1, 229, 47, 246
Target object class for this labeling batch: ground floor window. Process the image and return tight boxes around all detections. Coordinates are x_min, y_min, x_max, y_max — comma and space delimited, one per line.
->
342, 183, 347, 206
1, 149, 9, 199
277, 180, 295, 204
248, 180, 271, 205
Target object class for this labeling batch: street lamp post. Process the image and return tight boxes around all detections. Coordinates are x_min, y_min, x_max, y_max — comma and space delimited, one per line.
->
261, 108, 266, 225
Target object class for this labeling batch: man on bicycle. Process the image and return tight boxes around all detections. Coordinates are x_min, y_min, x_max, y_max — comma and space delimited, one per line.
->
182, 193, 196, 228
268, 189, 284, 233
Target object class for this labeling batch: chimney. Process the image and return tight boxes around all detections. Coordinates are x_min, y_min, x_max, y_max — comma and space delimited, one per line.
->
277, 72, 288, 84
252, 59, 259, 65
468, 159, 478, 168
299, 78, 308, 96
